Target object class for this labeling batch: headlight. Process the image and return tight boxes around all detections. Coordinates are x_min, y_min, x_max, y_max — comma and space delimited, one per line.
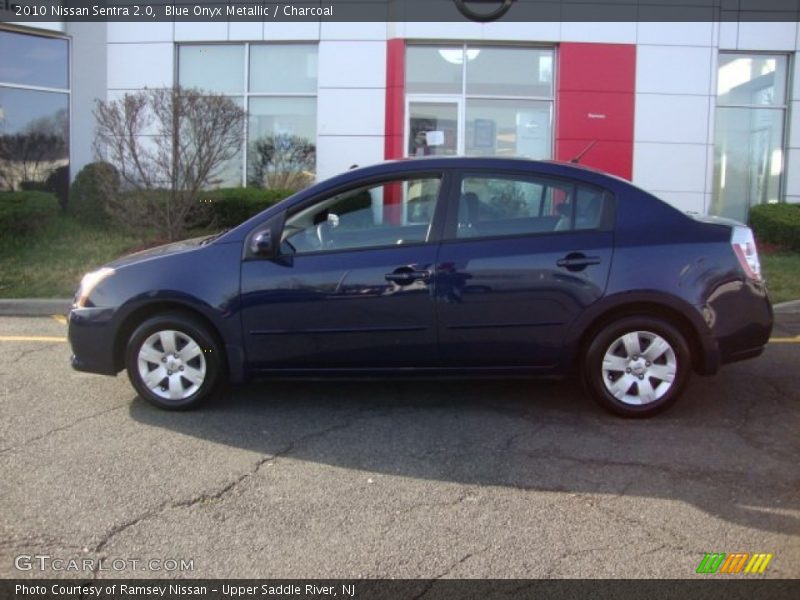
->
74, 267, 115, 308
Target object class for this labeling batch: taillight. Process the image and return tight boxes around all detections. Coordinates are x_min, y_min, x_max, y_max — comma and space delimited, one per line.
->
731, 226, 762, 281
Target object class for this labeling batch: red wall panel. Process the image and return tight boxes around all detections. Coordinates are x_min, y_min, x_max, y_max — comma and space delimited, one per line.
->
384, 38, 405, 161
556, 43, 636, 180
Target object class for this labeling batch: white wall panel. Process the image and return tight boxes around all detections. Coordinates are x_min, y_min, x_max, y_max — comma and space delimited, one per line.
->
480, 21, 560, 42
718, 21, 738, 50
107, 43, 173, 89
318, 41, 386, 88
637, 22, 713, 47
108, 22, 173, 43
792, 60, 800, 105
315, 136, 384, 180
318, 88, 385, 136
636, 45, 713, 96
321, 22, 387, 40
174, 21, 228, 42
228, 21, 263, 41
635, 94, 710, 144
788, 101, 800, 149
737, 22, 797, 51
263, 21, 320, 41
633, 142, 708, 193
403, 21, 483, 40
783, 148, 800, 197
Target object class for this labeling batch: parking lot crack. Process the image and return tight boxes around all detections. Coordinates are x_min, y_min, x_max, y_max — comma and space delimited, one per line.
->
0, 404, 128, 455
90, 414, 368, 557
411, 548, 487, 599
7, 343, 62, 366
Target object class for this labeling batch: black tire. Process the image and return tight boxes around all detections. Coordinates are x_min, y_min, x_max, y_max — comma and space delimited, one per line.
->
125, 312, 223, 410
582, 316, 691, 418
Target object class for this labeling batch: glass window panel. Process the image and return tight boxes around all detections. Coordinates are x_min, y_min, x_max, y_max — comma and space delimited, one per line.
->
712, 107, 784, 223
408, 102, 459, 156
208, 96, 244, 188
0, 88, 69, 190
717, 54, 787, 107
574, 187, 606, 230
179, 45, 244, 94
249, 44, 317, 94
466, 47, 553, 97
406, 46, 463, 94
281, 176, 441, 254
247, 97, 317, 189
465, 99, 551, 159
0, 30, 68, 89
456, 175, 573, 239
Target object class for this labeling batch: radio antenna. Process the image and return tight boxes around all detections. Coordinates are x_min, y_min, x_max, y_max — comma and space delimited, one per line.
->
570, 140, 597, 164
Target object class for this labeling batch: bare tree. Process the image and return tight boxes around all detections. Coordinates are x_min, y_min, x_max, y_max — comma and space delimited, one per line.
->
248, 133, 315, 191
94, 87, 246, 240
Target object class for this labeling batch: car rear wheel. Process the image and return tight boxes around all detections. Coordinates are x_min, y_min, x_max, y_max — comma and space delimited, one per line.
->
583, 316, 691, 417
125, 312, 222, 410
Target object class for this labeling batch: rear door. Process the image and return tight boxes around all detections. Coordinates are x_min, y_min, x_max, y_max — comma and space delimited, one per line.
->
435, 169, 614, 368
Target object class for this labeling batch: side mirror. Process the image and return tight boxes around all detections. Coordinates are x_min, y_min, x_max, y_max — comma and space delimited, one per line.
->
250, 230, 274, 258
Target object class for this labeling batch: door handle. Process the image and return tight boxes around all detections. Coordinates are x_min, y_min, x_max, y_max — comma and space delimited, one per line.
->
385, 267, 431, 285
557, 253, 601, 272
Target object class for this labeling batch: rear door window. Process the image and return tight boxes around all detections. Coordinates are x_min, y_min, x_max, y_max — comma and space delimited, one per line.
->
451, 174, 609, 239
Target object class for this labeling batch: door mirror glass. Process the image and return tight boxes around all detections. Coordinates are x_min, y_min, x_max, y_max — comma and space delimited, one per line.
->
250, 229, 274, 257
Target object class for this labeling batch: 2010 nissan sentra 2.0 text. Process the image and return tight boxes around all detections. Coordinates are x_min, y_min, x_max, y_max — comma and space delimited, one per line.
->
68, 158, 773, 417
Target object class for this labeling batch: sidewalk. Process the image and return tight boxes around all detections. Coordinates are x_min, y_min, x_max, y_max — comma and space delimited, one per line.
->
1, 298, 799, 317
0, 299, 72, 317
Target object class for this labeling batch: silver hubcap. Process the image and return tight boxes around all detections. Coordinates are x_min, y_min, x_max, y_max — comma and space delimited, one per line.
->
601, 331, 677, 406
137, 330, 206, 401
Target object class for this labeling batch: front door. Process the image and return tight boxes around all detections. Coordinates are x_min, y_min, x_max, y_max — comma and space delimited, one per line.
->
240, 174, 446, 370
435, 170, 614, 368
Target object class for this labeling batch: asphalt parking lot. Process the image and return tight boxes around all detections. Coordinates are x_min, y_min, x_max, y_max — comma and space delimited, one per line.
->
1, 313, 799, 579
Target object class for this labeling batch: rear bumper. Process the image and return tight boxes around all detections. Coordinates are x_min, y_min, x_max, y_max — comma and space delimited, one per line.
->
704, 279, 773, 372
68, 306, 119, 376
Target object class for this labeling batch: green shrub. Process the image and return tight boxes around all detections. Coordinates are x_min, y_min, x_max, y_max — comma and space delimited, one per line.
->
69, 162, 120, 226
749, 203, 800, 252
202, 187, 293, 228
46, 166, 70, 210
0, 191, 60, 235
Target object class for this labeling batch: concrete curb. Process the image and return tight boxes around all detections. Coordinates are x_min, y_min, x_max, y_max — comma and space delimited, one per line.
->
774, 299, 800, 314
1, 297, 799, 317
0, 299, 72, 317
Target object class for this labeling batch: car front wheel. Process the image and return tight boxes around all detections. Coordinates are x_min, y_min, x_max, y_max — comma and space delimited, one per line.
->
583, 316, 691, 417
125, 312, 222, 410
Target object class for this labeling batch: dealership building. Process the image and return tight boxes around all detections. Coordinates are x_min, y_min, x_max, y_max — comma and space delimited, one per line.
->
1, 12, 799, 223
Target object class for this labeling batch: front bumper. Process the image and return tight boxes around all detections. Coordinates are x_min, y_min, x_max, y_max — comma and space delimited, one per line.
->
68, 306, 119, 376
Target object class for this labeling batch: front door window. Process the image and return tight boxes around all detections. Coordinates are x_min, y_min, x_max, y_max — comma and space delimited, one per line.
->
281, 176, 442, 254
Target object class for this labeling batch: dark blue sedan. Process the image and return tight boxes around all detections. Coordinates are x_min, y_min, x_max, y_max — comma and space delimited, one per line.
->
68, 158, 773, 417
